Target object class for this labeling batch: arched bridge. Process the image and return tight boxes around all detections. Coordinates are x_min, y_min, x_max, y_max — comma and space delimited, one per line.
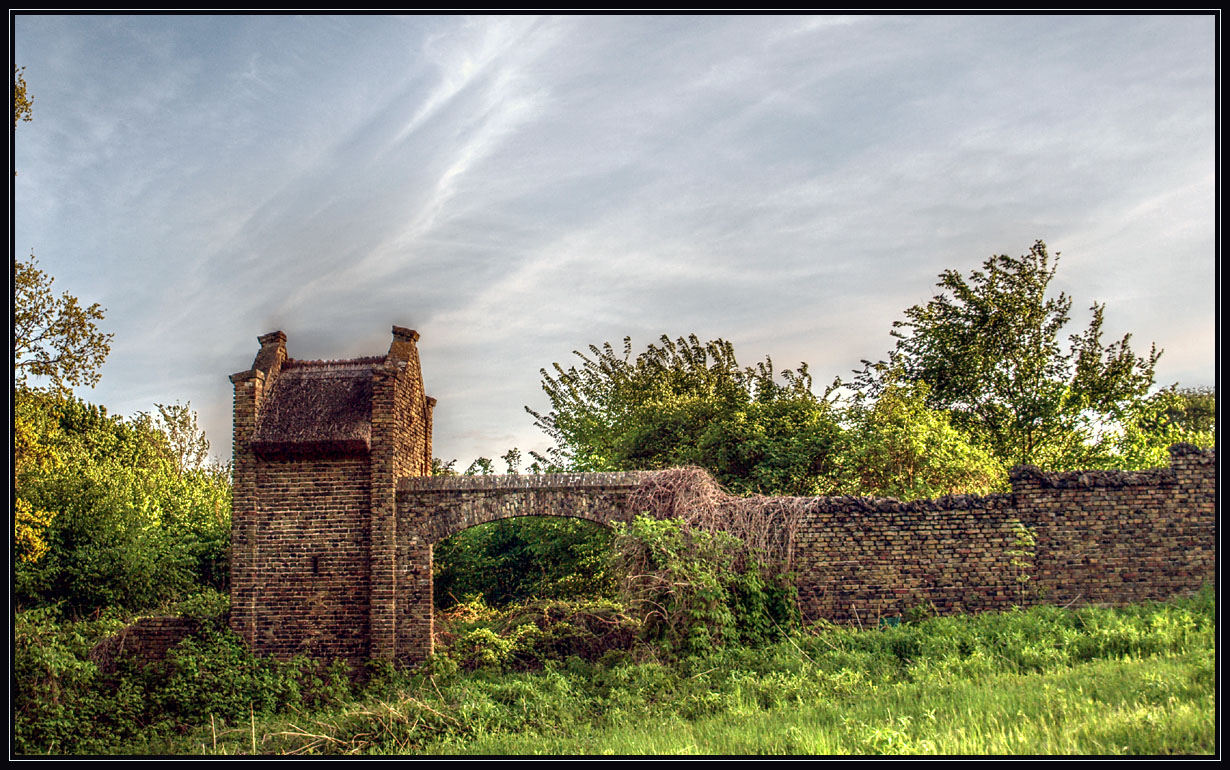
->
399, 471, 657, 544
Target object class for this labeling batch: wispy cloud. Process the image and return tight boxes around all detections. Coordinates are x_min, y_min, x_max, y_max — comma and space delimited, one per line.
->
14, 14, 1214, 466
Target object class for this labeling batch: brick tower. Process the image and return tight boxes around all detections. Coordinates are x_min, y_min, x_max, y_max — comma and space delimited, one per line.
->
229, 326, 435, 663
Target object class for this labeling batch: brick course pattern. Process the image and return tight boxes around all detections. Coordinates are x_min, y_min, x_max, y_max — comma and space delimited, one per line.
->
230, 328, 1215, 667
792, 443, 1214, 624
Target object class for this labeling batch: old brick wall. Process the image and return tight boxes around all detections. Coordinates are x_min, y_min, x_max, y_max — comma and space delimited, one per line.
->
1011, 444, 1215, 609
793, 445, 1216, 625
793, 493, 1020, 625
248, 457, 372, 659
91, 617, 200, 674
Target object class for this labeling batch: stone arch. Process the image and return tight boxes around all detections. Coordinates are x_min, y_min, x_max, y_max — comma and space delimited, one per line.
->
391, 471, 656, 663
396, 472, 655, 545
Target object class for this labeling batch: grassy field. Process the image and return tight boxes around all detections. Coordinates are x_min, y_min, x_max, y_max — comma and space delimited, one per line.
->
69, 589, 1212, 757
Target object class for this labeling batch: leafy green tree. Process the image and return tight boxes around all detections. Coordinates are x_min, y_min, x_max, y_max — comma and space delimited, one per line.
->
431, 457, 459, 476
857, 241, 1160, 469
464, 456, 496, 476
839, 373, 1006, 500
13, 71, 113, 561
1101, 386, 1216, 470
151, 401, 212, 476
15, 392, 231, 614
528, 335, 843, 496
13, 72, 110, 392
1165, 386, 1216, 435
14, 253, 113, 393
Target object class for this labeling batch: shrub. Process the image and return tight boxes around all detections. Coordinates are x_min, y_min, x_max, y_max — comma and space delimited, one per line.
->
614, 515, 799, 658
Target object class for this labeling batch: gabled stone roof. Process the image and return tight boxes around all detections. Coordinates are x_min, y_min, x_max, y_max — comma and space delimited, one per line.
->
250, 357, 383, 457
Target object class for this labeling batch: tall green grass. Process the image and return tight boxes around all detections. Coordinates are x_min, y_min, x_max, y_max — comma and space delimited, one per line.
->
438, 651, 1212, 755
132, 587, 1210, 757
107, 588, 1214, 756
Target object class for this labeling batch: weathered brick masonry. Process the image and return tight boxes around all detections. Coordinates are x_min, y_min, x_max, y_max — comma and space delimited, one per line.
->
229, 327, 434, 663
791, 443, 1215, 625
91, 617, 201, 674
228, 328, 1215, 666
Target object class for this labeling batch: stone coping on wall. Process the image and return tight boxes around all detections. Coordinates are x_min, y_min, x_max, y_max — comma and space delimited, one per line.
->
398, 471, 661, 492
788, 493, 1016, 513
1007, 444, 1214, 489
1008, 466, 1177, 489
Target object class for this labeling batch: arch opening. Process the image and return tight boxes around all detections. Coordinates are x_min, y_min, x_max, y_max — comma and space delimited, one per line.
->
432, 515, 615, 611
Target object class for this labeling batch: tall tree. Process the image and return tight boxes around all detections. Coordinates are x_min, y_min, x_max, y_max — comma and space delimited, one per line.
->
14, 253, 113, 392
151, 402, 211, 476
1168, 386, 1216, 435
528, 335, 843, 496
856, 241, 1160, 469
13, 68, 111, 392
13, 68, 114, 566
1106, 386, 1216, 470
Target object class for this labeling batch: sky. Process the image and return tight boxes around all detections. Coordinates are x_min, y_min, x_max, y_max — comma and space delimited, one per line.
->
12, 14, 1217, 469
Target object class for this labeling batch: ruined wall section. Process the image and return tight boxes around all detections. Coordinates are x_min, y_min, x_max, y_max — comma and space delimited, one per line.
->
793, 445, 1216, 625
91, 617, 201, 674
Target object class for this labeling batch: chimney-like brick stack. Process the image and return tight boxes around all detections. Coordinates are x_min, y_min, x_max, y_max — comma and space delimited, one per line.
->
228, 330, 286, 648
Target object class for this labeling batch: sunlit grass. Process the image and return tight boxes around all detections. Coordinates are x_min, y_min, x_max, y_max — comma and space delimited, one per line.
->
29, 589, 1215, 756
425, 650, 1212, 755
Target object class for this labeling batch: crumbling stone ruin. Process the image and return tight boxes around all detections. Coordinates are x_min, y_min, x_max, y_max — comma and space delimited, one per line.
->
212, 326, 1214, 667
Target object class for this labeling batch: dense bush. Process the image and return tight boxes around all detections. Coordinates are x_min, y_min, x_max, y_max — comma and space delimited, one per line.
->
13, 594, 355, 755
435, 596, 642, 672
14, 390, 231, 615
614, 515, 799, 658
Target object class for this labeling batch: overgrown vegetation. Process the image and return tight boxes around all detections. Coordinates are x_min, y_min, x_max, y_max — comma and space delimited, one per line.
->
15, 589, 1214, 755
14, 389, 231, 615
433, 517, 615, 610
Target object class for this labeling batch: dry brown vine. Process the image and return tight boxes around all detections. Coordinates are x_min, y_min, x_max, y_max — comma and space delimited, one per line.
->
625, 467, 810, 573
